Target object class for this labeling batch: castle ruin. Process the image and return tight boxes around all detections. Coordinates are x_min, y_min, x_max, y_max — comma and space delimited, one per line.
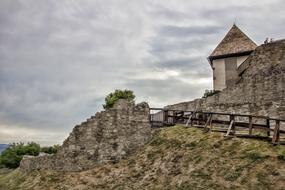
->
20, 25, 285, 172
20, 100, 152, 172
166, 25, 285, 120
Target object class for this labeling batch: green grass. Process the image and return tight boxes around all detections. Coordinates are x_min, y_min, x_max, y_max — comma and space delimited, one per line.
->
277, 146, 285, 160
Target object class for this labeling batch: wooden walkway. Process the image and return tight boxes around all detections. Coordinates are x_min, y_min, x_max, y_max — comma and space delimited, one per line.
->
149, 108, 285, 145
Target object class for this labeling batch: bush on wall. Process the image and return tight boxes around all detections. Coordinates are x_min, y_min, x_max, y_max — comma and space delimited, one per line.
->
103, 89, 135, 109
202, 90, 220, 98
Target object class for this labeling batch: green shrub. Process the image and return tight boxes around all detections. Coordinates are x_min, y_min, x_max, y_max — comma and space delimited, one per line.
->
0, 142, 40, 168
0, 142, 61, 169
103, 89, 135, 109
40, 145, 60, 154
0, 147, 22, 168
202, 90, 220, 98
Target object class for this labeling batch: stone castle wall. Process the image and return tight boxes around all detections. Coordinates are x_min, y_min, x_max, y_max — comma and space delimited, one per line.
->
166, 40, 285, 120
19, 40, 285, 172
20, 100, 152, 172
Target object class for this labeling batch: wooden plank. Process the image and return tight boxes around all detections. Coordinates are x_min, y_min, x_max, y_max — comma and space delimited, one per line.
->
235, 134, 271, 140
231, 115, 236, 136
251, 125, 273, 132
211, 128, 229, 133
204, 114, 212, 131
203, 114, 210, 129
209, 114, 213, 131
225, 119, 234, 137
179, 117, 283, 130
150, 108, 285, 122
165, 117, 281, 130
185, 113, 193, 127
149, 108, 285, 138
249, 116, 253, 136
272, 120, 280, 144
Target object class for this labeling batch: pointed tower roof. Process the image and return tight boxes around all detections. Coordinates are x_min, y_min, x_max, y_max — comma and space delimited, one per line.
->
209, 24, 257, 59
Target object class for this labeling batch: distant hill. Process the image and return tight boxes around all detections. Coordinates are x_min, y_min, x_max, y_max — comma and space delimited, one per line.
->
0, 144, 9, 154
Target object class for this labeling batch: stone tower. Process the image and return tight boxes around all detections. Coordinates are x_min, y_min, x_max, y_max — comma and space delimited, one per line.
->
208, 24, 257, 91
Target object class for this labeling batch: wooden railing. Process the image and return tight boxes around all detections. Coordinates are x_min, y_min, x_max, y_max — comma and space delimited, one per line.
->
149, 108, 285, 144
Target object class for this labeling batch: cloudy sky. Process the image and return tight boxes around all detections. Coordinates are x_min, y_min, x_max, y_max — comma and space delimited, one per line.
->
0, 0, 284, 145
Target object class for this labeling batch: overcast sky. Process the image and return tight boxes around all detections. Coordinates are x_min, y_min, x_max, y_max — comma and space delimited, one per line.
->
0, 0, 284, 145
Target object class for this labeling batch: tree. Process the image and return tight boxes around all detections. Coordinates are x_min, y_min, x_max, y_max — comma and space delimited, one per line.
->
0, 142, 61, 168
0, 142, 40, 168
103, 89, 135, 109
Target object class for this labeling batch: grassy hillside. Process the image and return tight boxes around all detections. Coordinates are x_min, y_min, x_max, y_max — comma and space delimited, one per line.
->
1, 126, 285, 190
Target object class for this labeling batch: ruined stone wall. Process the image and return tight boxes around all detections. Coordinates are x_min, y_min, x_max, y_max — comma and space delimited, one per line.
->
166, 40, 285, 119
20, 100, 151, 172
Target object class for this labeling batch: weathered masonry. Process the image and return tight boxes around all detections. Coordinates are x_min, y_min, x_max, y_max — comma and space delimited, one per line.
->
166, 37, 285, 127
20, 100, 152, 172
208, 24, 257, 91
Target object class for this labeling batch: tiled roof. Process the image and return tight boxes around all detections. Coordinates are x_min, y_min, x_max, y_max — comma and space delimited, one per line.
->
209, 24, 257, 58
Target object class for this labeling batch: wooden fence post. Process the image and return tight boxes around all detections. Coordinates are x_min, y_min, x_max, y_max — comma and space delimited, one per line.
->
204, 113, 213, 132
249, 116, 253, 136
149, 111, 152, 127
196, 113, 200, 125
272, 120, 280, 144
163, 110, 169, 125
209, 114, 213, 131
231, 115, 236, 136
266, 119, 270, 137
225, 115, 235, 137
172, 111, 177, 124
185, 112, 192, 127
191, 112, 195, 127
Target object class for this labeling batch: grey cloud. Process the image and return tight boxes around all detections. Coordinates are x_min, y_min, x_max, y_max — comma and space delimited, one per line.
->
0, 0, 284, 144
149, 38, 213, 54
147, 4, 188, 21
126, 77, 211, 107
159, 25, 223, 37
155, 57, 202, 68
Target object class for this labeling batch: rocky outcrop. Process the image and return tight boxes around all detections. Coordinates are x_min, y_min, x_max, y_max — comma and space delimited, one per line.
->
20, 99, 152, 172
